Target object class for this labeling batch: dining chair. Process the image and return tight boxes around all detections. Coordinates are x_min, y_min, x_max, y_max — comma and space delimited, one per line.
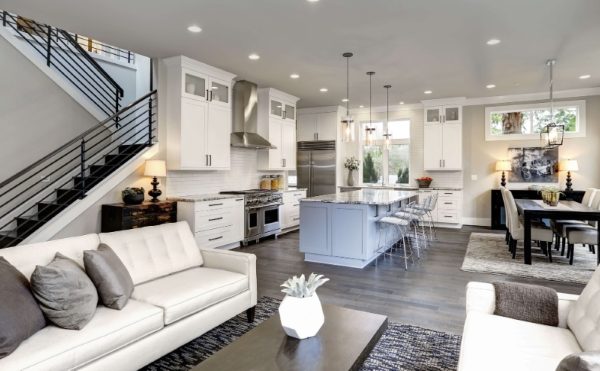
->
565, 192, 600, 264
500, 187, 512, 250
552, 188, 598, 254
505, 190, 555, 261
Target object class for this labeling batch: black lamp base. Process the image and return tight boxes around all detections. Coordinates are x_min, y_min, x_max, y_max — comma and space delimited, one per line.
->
500, 171, 507, 187
148, 176, 162, 202
565, 171, 573, 192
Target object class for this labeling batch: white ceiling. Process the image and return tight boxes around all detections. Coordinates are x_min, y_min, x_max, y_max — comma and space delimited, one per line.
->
2, 0, 599, 108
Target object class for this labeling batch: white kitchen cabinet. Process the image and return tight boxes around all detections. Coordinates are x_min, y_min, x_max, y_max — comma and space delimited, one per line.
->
280, 189, 306, 231
164, 56, 236, 170
423, 105, 462, 171
257, 88, 300, 171
418, 189, 462, 228
297, 111, 337, 141
177, 197, 244, 249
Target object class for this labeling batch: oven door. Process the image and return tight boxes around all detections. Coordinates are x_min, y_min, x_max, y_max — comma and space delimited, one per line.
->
245, 207, 262, 240
261, 204, 281, 235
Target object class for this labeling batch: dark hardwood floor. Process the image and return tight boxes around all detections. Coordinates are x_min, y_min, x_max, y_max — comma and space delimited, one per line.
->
235, 226, 585, 334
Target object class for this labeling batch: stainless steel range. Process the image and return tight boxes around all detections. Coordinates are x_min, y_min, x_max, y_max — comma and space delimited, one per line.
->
220, 189, 283, 245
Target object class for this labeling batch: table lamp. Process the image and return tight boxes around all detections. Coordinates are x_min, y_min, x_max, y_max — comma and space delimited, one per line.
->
496, 160, 511, 187
144, 160, 166, 202
559, 159, 579, 192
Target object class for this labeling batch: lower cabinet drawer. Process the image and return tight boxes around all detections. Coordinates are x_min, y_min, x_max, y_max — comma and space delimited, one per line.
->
194, 209, 234, 232
437, 212, 459, 224
194, 226, 238, 249
438, 198, 459, 210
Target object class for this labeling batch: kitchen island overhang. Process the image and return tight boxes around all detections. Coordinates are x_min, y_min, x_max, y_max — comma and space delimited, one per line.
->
299, 189, 418, 268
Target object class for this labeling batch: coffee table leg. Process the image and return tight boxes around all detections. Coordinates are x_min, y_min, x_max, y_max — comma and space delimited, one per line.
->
524, 215, 532, 265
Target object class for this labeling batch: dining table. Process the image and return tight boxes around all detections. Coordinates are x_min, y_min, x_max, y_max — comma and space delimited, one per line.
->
515, 199, 600, 265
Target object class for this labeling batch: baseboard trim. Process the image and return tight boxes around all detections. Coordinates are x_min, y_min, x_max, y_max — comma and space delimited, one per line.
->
462, 217, 491, 227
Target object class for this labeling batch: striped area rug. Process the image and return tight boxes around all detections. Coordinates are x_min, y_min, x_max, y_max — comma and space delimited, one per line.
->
142, 296, 461, 371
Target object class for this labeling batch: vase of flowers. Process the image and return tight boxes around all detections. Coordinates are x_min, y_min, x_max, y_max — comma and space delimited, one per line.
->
541, 186, 562, 206
344, 156, 360, 186
416, 177, 433, 188
279, 273, 329, 339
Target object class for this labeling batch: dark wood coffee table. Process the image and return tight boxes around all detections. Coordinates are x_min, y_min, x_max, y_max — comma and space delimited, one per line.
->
192, 304, 388, 371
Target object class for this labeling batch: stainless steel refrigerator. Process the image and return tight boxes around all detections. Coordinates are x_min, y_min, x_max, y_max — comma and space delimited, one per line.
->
297, 141, 336, 197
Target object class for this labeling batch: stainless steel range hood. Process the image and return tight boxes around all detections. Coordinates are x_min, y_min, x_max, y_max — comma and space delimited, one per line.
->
231, 80, 275, 149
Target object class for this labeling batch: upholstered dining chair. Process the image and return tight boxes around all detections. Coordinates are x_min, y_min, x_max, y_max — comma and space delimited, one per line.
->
565, 193, 600, 265
552, 188, 599, 255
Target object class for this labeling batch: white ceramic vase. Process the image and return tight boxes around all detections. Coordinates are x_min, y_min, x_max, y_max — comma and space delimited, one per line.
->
278, 294, 324, 339
347, 169, 355, 186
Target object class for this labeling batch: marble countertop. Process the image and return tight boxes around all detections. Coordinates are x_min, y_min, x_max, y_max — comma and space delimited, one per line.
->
302, 189, 417, 205
338, 185, 462, 191
167, 194, 241, 202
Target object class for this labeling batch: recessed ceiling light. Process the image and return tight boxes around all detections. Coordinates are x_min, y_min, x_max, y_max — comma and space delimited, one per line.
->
486, 84, 496, 89
579, 74, 591, 80
424, 90, 432, 95
399, 101, 405, 105
486, 38, 501, 45
359, 105, 364, 108
341, 98, 349, 102
320, 88, 328, 92
290, 73, 300, 79
187, 25, 202, 33
307, 0, 319, 2
248, 53, 260, 60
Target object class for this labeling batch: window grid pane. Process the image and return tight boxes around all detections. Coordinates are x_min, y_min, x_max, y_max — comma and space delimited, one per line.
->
388, 144, 410, 184
362, 145, 383, 184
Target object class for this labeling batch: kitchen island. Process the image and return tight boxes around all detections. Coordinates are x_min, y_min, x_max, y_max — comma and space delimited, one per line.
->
299, 189, 418, 268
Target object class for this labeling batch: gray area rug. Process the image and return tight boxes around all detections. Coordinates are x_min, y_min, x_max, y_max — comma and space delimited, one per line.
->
142, 296, 461, 371
461, 232, 595, 285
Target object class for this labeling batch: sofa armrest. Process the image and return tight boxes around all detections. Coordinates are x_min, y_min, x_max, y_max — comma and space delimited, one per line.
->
465, 282, 580, 328
201, 249, 257, 306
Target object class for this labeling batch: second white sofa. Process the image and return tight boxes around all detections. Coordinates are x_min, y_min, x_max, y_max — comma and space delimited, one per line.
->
0, 221, 257, 371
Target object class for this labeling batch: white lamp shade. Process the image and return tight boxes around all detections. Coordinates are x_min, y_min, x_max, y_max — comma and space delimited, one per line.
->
144, 160, 166, 177
496, 160, 511, 171
559, 159, 579, 172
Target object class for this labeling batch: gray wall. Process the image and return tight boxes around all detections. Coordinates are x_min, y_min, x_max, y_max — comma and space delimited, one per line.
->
0, 35, 98, 182
462, 95, 600, 224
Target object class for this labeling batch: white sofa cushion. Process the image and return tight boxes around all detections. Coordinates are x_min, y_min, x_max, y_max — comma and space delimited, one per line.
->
459, 312, 582, 371
568, 264, 600, 351
0, 234, 100, 278
132, 267, 248, 325
0, 299, 163, 371
99, 222, 203, 285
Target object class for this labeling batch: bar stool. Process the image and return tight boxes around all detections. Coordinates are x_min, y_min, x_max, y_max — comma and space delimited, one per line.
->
376, 214, 413, 270
394, 201, 428, 258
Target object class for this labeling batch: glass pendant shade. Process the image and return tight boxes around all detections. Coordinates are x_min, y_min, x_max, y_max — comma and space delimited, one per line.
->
365, 71, 375, 144
540, 59, 564, 148
383, 84, 392, 150
341, 52, 354, 143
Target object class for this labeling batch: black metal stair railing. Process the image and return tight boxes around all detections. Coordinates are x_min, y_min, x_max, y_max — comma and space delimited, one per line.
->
1, 10, 124, 117
0, 90, 158, 248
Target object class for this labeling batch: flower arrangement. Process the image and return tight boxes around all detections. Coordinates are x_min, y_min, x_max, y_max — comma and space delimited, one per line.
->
281, 273, 329, 298
416, 177, 433, 188
540, 186, 563, 206
344, 156, 360, 171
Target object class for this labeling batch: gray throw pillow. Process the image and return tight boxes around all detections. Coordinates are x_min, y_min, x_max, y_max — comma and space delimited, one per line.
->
30, 253, 98, 330
493, 281, 558, 326
84, 243, 134, 310
0, 257, 46, 359
556, 352, 600, 371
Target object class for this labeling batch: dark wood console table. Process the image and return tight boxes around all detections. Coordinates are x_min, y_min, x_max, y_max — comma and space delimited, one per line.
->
490, 189, 585, 230
101, 201, 177, 232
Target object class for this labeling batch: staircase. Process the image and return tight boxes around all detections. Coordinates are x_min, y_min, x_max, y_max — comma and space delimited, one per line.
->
1, 10, 124, 117
0, 91, 158, 248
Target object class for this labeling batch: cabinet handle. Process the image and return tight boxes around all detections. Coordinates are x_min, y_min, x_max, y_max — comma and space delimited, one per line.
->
294, 193, 303, 197
283, 158, 286, 167
235, 198, 244, 201
209, 203, 223, 207
205, 89, 209, 99
443, 159, 446, 167
283, 110, 286, 119
444, 202, 452, 205
209, 217, 223, 221
439, 159, 442, 168
293, 217, 300, 221
208, 236, 223, 242
293, 203, 300, 207
206, 155, 209, 166
209, 155, 212, 166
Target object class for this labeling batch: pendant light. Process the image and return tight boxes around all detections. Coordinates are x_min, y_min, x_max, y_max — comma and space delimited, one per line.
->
383, 84, 392, 150
341, 52, 355, 142
540, 59, 564, 148
365, 71, 376, 145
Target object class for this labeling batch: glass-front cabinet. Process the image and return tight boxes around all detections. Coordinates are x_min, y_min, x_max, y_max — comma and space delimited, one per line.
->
444, 106, 461, 124
284, 104, 295, 121
182, 70, 208, 100
270, 99, 284, 118
425, 108, 441, 124
209, 78, 230, 107
425, 106, 461, 124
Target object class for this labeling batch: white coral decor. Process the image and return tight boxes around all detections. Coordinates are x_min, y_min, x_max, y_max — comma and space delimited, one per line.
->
278, 273, 329, 339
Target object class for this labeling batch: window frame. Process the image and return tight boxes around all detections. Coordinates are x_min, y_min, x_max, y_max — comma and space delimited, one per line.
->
359, 119, 411, 185
484, 100, 586, 141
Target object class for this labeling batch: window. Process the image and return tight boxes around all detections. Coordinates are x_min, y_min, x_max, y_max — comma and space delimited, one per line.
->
485, 100, 585, 141
361, 120, 410, 185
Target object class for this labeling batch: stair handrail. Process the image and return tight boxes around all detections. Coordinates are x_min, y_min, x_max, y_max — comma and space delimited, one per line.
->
0, 90, 157, 190
56, 29, 123, 98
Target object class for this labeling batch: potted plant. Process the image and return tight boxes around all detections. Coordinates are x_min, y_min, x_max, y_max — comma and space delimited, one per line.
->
121, 187, 145, 205
279, 273, 329, 339
416, 176, 433, 188
344, 157, 360, 186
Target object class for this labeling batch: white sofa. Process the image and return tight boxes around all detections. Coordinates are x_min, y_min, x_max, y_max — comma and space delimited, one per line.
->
458, 264, 600, 371
0, 221, 257, 371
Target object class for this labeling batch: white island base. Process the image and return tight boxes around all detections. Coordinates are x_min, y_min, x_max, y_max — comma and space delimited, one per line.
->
299, 190, 417, 268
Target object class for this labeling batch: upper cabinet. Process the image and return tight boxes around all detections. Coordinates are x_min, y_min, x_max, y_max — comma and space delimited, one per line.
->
257, 88, 300, 171
164, 56, 236, 171
297, 111, 338, 141
423, 105, 462, 171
